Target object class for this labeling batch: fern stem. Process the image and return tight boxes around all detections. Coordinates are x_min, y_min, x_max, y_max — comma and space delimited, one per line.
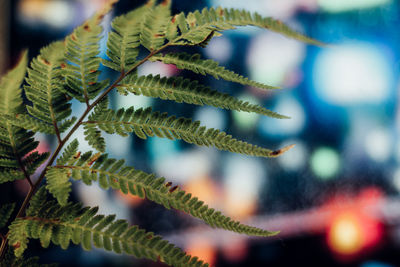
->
0, 233, 8, 259
0, 45, 170, 260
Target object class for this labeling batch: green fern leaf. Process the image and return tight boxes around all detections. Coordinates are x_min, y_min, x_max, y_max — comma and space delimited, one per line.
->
105, 3, 153, 72
49, 152, 278, 237
0, 50, 27, 115
0, 203, 15, 229
117, 74, 288, 119
83, 107, 291, 158
83, 98, 109, 151
0, 51, 47, 183
140, 1, 171, 51
150, 52, 278, 90
57, 139, 79, 165
0, 170, 25, 184
63, 6, 112, 103
27, 187, 48, 217
0, 114, 56, 134
167, 7, 322, 46
9, 191, 209, 267
24, 41, 73, 134
45, 167, 71, 206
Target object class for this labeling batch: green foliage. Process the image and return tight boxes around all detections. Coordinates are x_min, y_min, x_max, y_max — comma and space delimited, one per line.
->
63, 4, 112, 103
117, 74, 288, 118
24, 41, 74, 134
46, 151, 278, 236
151, 52, 279, 90
166, 7, 323, 46
0, 203, 15, 229
0, 0, 320, 266
0, 51, 49, 184
83, 106, 284, 157
9, 188, 208, 267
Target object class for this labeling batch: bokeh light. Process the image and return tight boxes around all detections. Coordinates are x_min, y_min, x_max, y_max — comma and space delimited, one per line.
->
194, 106, 226, 131
318, 0, 391, 13
313, 43, 394, 106
328, 213, 364, 255
364, 127, 392, 162
247, 32, 305, 87
310, 147, 340, 180
223, 154, 265, 219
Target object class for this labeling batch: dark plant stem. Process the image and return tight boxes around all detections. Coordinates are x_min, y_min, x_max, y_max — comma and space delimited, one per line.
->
0, 45, 169, 260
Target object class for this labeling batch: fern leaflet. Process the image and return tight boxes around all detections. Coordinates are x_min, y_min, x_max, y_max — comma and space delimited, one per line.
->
63, 4, 114, 103
9, 188, 209, 267
117, 74, 288, 119
140, 1, 171, 51
83, 106, 291, 157
0, 51, 48, 184
24, 41, 74, 135
150, 52, 278, 90
167, 7, 322, 46
104, 3, 152, 72
0, 203, 15, 229
46, 152, 278, 237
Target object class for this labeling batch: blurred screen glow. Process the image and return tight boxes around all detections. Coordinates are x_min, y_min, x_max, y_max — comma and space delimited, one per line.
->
313, 43, 393, 106
318, 0, 391, 13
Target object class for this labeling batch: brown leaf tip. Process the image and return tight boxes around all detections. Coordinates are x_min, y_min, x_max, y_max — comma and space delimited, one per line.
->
270, 144, 295, 157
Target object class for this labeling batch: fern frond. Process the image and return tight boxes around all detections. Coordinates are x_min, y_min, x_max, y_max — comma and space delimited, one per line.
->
63, 4, 113, 103
82, 98, 109, 151
0, 170, 25, 184
0, 114, 56, 134
0, 203, 15, 229
9, 190, 208, 267
140, 1, 171, 51
57, 139, 79, 165
0, 50, 27, 115
150, 52, 278, 90
104, 3, 153, 71
23, 151, 50, 175
48, 153, 278, 237
167, 7, 322, 46
117, 74, 288, 119
0, 51, 47, 183
45, 167, 71, 206
82, 107, 290, 158
24, 41, 73, 134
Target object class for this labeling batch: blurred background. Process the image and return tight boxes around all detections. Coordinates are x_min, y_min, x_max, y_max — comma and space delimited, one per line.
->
1, 0, 400, 266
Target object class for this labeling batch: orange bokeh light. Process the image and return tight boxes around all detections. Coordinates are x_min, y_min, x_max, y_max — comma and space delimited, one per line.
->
325, 187, 384, 257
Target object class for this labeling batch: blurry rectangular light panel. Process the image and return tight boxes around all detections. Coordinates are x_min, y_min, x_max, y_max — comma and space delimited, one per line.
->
318, 0, 391, 12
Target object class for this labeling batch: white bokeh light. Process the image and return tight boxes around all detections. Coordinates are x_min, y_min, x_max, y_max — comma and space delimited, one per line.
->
364, 128, 392, 162
313, 43, 393, 106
